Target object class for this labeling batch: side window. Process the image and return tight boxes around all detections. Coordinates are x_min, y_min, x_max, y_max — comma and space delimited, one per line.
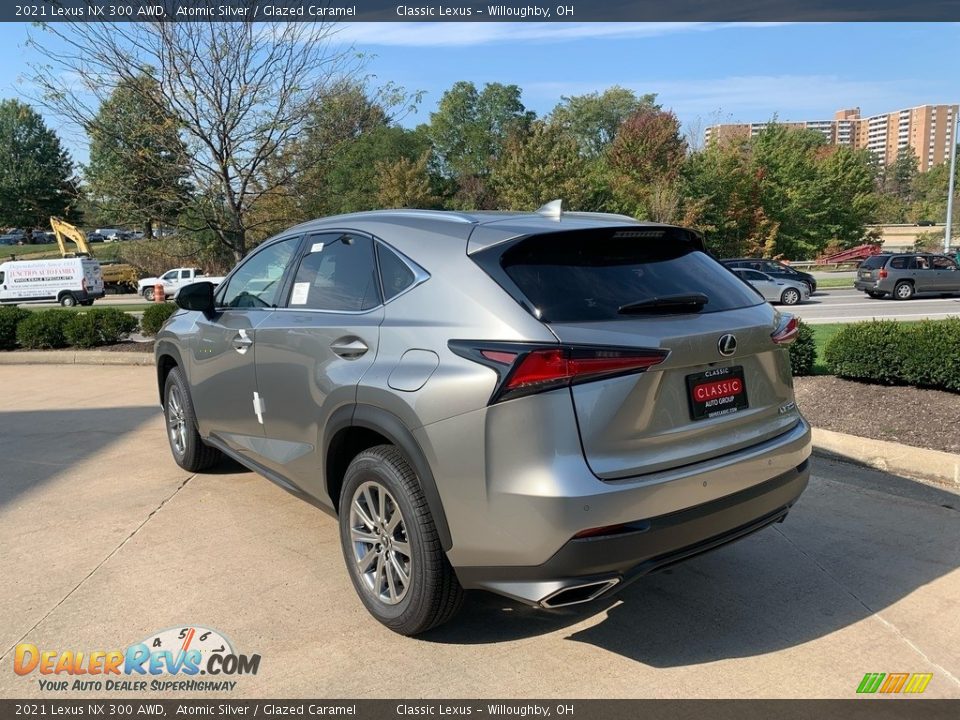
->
0, 271, 4, 284
890, 257, 908, 269
220, 237, 299, 309
915, 256, 931, 270
745, 270, 766, 281
180, 270, 191, 279
162, 270, 178, 281
287, 233, 380, 312
377, 243, 416, 301
933, 256, 957, 270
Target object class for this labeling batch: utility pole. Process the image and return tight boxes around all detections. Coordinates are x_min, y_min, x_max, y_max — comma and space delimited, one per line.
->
946, 114, 958, 252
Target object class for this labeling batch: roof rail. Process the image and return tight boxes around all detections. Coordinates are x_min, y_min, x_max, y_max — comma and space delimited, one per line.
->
361, 209, 478, 224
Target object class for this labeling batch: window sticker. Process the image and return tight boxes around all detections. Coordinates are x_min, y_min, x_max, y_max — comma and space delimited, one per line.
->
290, 282, 310, 305
310, 242, 325, 253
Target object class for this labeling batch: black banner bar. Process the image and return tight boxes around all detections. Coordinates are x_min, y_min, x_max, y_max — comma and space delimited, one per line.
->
2, 700, 959, 720
5, 0, 960, 23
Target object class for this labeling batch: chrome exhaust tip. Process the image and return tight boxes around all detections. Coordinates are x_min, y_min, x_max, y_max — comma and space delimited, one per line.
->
539, 578, 620, 608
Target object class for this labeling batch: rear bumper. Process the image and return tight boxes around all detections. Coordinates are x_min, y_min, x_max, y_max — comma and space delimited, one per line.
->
456, 459, 808, 606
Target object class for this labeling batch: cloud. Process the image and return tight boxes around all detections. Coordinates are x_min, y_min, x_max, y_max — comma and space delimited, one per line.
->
524, 74, 931, 122
332, 22, 791, 48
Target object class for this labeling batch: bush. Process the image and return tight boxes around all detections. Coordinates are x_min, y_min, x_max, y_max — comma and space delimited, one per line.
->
788, 319, 815, 376
824, 319, 960, 392
0, 306, 30, 350
16, 310, 74, 349
140, 302, 178, 336
823, 321, 910, 385
900, 318, 960, 392
64, 308, 138, 348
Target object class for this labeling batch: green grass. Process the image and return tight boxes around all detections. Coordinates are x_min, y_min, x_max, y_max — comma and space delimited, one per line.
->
815, 277, 854, 289
2, 243, 123, 261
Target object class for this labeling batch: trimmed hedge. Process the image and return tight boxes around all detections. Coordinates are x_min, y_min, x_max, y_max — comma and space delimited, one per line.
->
824, 318, 960, 392
140, 302, 178, 336
0, 306, 30, 350
16, 310, 74, 349
64, 308, 138, 348
788, 319, 816, 376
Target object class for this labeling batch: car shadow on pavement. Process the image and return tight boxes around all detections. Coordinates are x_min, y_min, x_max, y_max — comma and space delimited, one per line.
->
0, 406, 162, 509
422, 465, 959, 668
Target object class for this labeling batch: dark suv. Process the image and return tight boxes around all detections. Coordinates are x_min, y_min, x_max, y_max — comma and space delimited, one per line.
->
720, 259, 817, 295
855, 253, 960, 300
155, 208, 811, 635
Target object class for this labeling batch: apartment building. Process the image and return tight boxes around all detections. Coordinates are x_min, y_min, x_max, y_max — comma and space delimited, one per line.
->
704, 104, 957, 171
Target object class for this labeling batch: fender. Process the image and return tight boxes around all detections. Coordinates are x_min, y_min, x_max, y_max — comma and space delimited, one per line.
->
154, 340, 185, 405
324, 404, 453, 552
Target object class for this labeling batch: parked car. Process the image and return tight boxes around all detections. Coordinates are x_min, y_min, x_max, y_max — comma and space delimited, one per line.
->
155, 209, 812, 635
854, 252, 960, 299
731, 268, 809, 305
0, 235, 19, 246
138, 267, 226, 301
86, 232, 106, 243
720, 258, 817, 295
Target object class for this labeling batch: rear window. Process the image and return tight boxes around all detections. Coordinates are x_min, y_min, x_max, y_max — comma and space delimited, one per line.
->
497, 230, 764, 322
860, 255, 888, 270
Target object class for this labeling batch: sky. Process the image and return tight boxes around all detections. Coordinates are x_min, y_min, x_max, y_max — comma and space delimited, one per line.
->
0, 21, 957, 165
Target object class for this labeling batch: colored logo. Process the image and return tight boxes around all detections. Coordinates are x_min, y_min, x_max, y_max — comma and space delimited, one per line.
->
13, 626, 260, 693
857, 673, 933, 694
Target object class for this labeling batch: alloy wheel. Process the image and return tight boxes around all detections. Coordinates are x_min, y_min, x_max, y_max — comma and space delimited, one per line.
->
167, 385, 187, 457
349, 481, 412, 605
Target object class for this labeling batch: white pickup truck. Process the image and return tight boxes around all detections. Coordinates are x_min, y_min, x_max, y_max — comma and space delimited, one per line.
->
138, 267, 226, 301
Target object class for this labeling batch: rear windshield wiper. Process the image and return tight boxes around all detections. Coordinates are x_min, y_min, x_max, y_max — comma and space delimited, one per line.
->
618, 293, 709, 315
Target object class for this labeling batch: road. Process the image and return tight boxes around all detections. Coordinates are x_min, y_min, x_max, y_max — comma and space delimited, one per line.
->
793, 288, 960, 324
0, 365, 957, 699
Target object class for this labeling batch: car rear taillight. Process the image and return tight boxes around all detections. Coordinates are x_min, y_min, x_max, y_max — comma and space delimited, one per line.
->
771, 315, 799, 345
878, 268, 888, 279
451, 341, 669, 403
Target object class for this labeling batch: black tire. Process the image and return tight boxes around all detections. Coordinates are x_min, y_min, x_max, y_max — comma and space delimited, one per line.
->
780, 287, 801, 305
59, 293, 78, 307
163, 367, 222, 472
142, 287, 155, 301
867, 291, 884, 299
893, 281, 914, 301
339, 445, 462, 636
80, 300, 94, 306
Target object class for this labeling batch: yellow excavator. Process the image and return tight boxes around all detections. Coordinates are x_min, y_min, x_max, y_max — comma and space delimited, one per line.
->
49, 217, 139, 292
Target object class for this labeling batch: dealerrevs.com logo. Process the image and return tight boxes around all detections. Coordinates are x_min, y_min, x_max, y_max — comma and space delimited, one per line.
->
14, 626, 260, 693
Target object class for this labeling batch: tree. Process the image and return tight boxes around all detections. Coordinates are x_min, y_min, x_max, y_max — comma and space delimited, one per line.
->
85, 74, 190, 238
0, 99, 77, 228
607, 106, 687, 221
376, 151, 438, 209
549, 87, 658, 157
816, 146, 877, 249
427, 81, 535, 208
491, 121, 594, 210
31, 21, 363, 260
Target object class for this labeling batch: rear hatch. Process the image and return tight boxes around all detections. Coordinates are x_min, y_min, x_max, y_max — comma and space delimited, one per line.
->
81, 260, 104, 293
857, 255, 887, 282
474, 226, 800, 479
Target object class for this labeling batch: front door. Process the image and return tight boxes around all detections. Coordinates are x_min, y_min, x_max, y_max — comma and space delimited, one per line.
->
188, 236, 301, 456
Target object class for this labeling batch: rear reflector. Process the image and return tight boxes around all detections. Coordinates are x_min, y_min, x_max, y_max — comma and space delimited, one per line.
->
771, 315, 799, 345
450, 341, 668, 403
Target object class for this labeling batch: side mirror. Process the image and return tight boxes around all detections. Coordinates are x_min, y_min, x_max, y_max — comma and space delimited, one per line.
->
176, 281, 216, 314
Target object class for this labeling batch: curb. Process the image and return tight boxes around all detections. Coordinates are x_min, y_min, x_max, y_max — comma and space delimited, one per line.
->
0, 351, 153, 366
812, 427, 960, 489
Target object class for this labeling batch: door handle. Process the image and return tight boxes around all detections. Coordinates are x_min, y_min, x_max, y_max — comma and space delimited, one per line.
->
330, 338, 369, 359
232, 330, 253, 354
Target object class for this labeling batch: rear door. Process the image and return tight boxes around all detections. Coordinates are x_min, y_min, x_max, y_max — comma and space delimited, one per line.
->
253, 231, 383, 500
492, 228, 799, 479
912, 255, 937, 293
741, 269, 779, 301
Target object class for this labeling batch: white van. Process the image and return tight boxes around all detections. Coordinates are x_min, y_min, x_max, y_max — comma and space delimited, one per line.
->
0, 258, 105, 306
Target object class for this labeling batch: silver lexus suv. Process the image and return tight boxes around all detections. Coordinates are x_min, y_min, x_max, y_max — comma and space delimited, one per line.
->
155, 208, 811, 635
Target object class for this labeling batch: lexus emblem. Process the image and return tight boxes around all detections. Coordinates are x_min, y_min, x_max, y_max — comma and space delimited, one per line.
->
718, 334, 738, 357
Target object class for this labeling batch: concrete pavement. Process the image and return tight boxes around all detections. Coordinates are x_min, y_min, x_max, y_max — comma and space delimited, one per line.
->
0, 365, 957, 699
793, 288, 960, 324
